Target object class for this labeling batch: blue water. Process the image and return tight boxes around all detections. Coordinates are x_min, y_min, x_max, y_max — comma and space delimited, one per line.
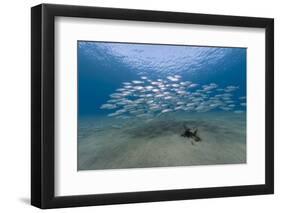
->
78, 41, 246, 117
77, 41, 247, 170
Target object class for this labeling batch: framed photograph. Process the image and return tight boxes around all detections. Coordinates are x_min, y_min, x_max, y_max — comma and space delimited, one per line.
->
31, 4, 274, 209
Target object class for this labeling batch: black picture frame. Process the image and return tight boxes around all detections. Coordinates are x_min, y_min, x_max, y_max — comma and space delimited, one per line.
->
31, 3, 274, 209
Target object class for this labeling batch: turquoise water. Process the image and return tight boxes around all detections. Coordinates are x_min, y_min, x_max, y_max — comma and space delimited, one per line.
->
77, 41, 246, 170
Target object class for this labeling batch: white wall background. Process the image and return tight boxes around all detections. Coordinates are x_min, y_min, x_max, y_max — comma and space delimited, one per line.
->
0, 0, 279, 212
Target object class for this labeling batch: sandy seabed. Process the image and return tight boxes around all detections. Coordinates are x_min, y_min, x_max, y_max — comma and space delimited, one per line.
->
78, 112, 246, 170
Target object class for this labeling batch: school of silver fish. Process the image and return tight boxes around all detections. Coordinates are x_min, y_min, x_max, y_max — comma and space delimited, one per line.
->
100, 75, 246, 120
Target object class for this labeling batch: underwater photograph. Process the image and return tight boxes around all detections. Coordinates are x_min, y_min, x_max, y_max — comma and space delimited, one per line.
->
78, 41, 247, 171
